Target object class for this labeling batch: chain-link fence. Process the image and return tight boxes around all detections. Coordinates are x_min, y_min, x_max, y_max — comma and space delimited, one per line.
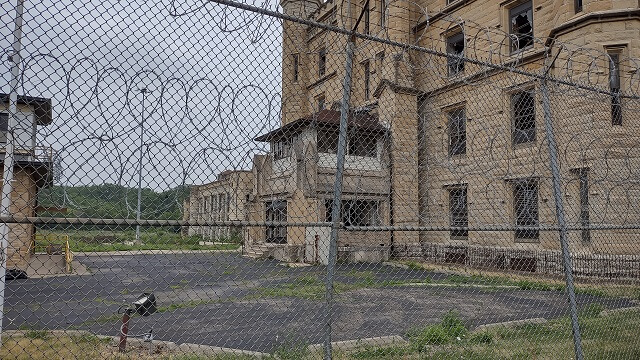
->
1, 0, 640, 359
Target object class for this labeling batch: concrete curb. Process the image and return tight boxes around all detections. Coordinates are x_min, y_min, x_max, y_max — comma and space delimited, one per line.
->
308, 335, 408, 352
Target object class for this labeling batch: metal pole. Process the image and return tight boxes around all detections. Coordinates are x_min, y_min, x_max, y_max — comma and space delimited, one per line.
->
323, 35, 355, 360
135, 88, 148, 244
0, 0, 25, 343
540, 79, 584, 360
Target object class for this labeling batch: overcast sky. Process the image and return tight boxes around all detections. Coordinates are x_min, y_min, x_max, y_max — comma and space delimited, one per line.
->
1, 0, 284, 197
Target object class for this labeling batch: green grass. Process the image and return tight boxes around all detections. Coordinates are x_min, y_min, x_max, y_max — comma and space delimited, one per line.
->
343, 307, 640, 360
37, 229, 241, 252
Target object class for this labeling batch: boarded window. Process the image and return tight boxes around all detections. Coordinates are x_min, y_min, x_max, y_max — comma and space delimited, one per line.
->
513, 178, 539, 240
265, 200, 287, 244
449, 186, 468, 238
509, 1, 533, 52
512, 90, 536, 145
447, 108, 466, 156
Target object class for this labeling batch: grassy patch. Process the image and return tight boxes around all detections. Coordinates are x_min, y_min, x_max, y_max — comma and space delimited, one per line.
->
341, 307, 640, 359
37, 229, 240, 252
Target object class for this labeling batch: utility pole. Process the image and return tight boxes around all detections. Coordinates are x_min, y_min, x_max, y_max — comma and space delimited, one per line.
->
135, 87, 149, 244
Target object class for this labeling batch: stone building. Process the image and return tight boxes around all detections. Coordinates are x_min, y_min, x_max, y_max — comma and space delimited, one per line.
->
242, 0, 640, 274
0, 94, 54, 272
184, 170, 254, 241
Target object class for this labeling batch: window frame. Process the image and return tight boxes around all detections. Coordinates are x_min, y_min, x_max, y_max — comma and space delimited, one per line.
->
511, 88, 536, 146
318, 48, 327, 77
446, 31, 465, 77
325, 199, 380, 227
447, 107, 466, 156
508, 1, 534, 53
448, 185, 468, 239
265, 200, 287, 244
606, 47, 625, 126
512, 178, 539, 241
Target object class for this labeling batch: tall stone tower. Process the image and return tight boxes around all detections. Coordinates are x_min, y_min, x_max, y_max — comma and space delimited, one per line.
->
279, 0, 322, 125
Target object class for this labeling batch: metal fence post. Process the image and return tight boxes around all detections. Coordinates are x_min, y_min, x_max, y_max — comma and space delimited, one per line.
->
540, 79, 584, 360
324, 34, 355, 360
0, 0, 25, 344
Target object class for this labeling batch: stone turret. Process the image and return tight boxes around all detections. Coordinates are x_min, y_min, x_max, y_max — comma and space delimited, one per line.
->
280, 0, 323, 125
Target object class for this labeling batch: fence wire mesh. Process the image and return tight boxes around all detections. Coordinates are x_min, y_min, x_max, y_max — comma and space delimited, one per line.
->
1, 0, 640, 359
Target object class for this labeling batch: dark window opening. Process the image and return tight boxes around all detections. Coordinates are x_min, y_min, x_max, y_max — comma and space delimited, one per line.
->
293, 53, 299, 82
609, 51, 623, 125
513, 178, 539, 240
363, 60, 371, 100
325, 199, 380, 226
318, 48, 327, 77
574, 0, 582, 13
512, 89, 536, 145
446, 32, 465, 76
509, 1, 534, 52
265, 200, 287, 244
447, 107, 466, 156
318, 129, 377, 158
273, 139, 291, 160
0, 113, 8, 144
449, 186, 468, 238
317, 95, 326, 111
348, 132, 377, 157
578, 169, 590, 243
379, 0, 386, 28
363, 2, 370, 34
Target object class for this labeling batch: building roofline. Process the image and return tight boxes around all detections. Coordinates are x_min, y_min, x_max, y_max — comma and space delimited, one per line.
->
0, 94, 53, 125
254, 109, 387, 142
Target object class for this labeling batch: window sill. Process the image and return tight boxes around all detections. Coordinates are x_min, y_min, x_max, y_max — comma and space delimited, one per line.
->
307, 71, 337, 89
511, 140, 536, 150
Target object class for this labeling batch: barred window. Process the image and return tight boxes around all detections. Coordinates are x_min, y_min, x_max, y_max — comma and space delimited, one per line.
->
318, 48, 326, 77
513, 179, 539, 240
512, 90, 536, 145
608, 50, 623, 125
447, 107, 466, 156
446, 32, 465, 76
578, 169, 590, 243
325, 199, 380, 226
448, 186, 468, 239
509, 1, 533, 52
272, 139, 290, 160
265, 200, 287, 244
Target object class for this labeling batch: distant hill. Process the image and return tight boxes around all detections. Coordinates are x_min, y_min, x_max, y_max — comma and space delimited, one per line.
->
37, 184, 190, 221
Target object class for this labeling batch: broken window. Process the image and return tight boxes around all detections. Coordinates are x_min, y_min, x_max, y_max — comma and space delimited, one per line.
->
447, 107, 466, 156
608, 50, 623, 125
318, 48, 327, 77
325, 199, 380, 226
509, 1, 533, 52
446, 32, 465, 76
512, 89, 536, 145
449, 186, 468, 239
348, 132, 377, 157
318, 129, 339, 154
513, 178, 539, 240
265, 200, 287, 244
272, 139, 290, 160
